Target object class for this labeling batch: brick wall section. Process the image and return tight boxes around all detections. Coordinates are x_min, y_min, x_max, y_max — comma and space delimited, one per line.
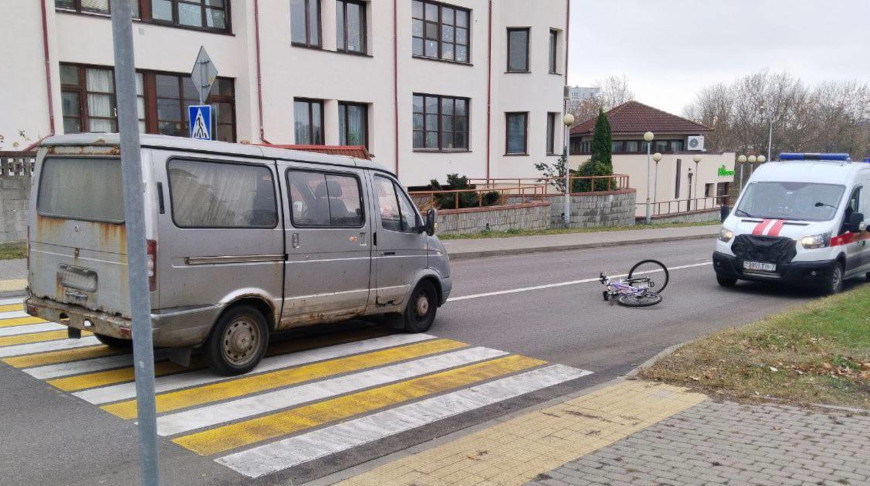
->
637, 208, 721, 225
437, 201, 551, 235
0, 177, 31, 243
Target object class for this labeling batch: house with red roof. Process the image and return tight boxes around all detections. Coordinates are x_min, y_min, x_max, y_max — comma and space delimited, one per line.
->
570, 101, 736, 219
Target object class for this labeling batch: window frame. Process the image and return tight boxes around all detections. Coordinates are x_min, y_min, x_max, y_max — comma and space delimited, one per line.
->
55, 0, 140, 17
150, 0, 232, 33
506, 27, 530, 73
412, 93, 470, 152
411, 0, 471, 65
546, 112, 557, 155
166, 157, 279, 230
286, 168, 366, 229
291, 0, 323, 48
145, 71, 236, 142
374, 175, 422, 234
336, 0, 367, 54
338, 102, 369, 148
60, 64, 120, 134
548, 29, 559, 74
293, 98, 325, 145
36, 155, 125, 224
505, 112, 529, 155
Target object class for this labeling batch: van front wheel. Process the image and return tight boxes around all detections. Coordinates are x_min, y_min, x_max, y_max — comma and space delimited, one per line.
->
204, 305, 269, 376
403, 281, 438, 333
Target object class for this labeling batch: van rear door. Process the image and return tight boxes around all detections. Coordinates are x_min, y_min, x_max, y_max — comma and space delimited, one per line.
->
29, 153, 134, 317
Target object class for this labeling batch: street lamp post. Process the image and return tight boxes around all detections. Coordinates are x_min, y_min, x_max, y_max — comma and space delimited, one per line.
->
687, 168, 693, 212
644, 131, 654, 224
759, 100, 773, 163
692, 154, 702, 210
562, 113, 575, 227
737, 154, 748, 193
747, 154, 757, 179
652, 152, 662, 216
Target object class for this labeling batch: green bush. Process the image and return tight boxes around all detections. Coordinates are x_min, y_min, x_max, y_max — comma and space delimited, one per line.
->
430, 174, 500, 209
572, 159, 614, 192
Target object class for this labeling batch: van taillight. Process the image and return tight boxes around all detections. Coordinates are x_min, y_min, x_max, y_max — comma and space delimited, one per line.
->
26, 226, 30, 270
146, 239, 157, 291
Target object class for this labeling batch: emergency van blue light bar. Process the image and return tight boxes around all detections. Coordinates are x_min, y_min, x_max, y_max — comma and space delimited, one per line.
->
778, 153, 851, 161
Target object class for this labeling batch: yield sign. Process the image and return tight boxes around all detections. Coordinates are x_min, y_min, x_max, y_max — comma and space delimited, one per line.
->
190, 46, 218, 105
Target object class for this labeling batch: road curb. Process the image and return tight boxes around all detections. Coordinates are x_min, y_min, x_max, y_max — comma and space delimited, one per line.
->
625, 341, 691, 379
447, 233, 715, 261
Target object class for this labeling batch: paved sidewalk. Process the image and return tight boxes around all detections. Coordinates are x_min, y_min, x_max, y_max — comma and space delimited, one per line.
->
0, 259, 26, 294
443, 225, 718, 260
337, 379, 870, 486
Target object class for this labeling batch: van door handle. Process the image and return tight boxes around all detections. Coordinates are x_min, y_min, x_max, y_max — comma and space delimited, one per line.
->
359, 232, 367, 246
383, 251, 396, 256
292, 233, 300, 249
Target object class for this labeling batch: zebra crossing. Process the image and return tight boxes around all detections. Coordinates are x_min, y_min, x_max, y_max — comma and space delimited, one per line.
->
0, 298, 593, 480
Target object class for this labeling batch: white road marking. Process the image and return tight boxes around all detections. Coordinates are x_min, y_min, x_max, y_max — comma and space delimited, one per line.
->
0, 336, 101, 358
25, 351, 170, 380
74, 333, 436, 405
0, 322, 66, 337
0, 298, 23, 306
158, 347, 508, 436
449, 262, 713, 302
217, 364, 591, 478
0, 311, 30, 320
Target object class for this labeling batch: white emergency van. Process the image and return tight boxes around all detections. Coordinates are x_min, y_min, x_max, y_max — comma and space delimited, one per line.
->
714, 153, 870, 294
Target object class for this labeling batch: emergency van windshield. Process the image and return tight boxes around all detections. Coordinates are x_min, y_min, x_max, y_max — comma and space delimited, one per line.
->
735, 181, 845, 222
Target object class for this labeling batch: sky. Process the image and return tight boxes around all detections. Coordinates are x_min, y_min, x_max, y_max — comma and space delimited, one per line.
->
568, 0, 870, 115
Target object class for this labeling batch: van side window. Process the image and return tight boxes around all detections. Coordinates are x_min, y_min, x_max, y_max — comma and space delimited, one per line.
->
168, 159, 278, 228
374, 176, 420, 233
842, 187, 861, 234
287, 170, 364, 227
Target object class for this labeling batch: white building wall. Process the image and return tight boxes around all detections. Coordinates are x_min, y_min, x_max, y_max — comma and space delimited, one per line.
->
0, 0, 568, 187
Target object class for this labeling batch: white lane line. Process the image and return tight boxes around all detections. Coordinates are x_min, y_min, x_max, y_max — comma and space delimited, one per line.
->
25, 350, 170, 380
74, 333, 436, 405
0, 322, 66, 337
217, 364, 591, 478
0, 298, 23, 306
158, 347, 508, 436
449, 262, 712, 302
0, 336, 101, 358
0, 311, 30, 320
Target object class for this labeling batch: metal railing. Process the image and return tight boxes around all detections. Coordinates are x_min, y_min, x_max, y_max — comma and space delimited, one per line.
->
467, 174, 630, 196
639, 195, 730, 217
0, 151, 37, 177
409, 183, 546, 211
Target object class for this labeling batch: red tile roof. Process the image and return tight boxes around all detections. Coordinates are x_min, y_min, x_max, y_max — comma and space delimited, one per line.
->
571, 101, 712, 136
256, 144, 372, 160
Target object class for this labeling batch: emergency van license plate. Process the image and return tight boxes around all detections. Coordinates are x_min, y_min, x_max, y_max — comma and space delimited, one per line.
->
743, 261, 776, 272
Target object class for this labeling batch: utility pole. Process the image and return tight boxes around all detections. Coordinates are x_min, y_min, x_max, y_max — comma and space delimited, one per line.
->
110, 1, 160, 485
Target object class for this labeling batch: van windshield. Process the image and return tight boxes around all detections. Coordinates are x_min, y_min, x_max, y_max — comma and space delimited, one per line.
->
37, 157, 124, 223
735, 182, 845, 222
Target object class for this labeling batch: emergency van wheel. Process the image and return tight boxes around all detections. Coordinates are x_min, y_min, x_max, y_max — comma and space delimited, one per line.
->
94, 333, 132, 349
403, 281, 437, 333
716, 275, 737, 287
824, 263, 844, 296
865, 271, 870, 282
204, 305, 269, 376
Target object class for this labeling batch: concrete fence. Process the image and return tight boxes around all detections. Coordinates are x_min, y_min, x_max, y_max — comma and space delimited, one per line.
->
0, 152, 35, 244
437, 201, 551, 235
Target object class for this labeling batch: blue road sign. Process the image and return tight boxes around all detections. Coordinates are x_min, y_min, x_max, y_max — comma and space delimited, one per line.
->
189, 105, 212, 140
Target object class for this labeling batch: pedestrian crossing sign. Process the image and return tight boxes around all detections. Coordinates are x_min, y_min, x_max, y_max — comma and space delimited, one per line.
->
188, 105, 212, 140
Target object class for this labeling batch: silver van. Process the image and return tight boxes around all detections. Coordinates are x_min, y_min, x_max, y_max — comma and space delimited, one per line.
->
25, 134, 451, 375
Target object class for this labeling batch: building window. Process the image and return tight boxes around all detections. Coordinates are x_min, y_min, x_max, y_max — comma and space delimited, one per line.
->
291, 0, 321, 47
654, 140, 668, 153
152, 73, 235, 141
60, 64, 124, 134
548, 29, 558, 74
412, 1, 470, 64
611, 141, 624, 153
671, 140, 684, 152
506, 112, 528, 154
624, 140, 639, 153
507, 28, 529, 72
704, 183, 714, 198
337, 0, 366, 54
413, 94, 469, 151
294, 99, 324, 145
151, 0, 229, 31
56, 0, 140, 16
339, 102, 368, 148
546, 113, 557, 154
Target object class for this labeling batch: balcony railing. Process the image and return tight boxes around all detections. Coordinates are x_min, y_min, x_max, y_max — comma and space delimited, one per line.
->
0, 151, 37, 178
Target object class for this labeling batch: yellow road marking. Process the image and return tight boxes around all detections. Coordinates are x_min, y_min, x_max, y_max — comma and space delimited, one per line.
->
3, 345, 122, 368
174, 354, 545, 456
266, 327, 391, 357
339, 381, 708, 486
0, 317, 46, 328
0, 304, 22, 313
0, 330, 92, 347
48, 360, 194, 392
103, 338, 467, 419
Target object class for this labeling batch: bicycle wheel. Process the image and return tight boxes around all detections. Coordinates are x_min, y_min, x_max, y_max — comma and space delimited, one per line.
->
617, 292, 662, 307
627, 259, 669, 294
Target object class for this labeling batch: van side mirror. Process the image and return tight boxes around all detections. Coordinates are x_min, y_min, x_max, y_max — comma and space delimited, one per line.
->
424, 208, 437, 236
847, 212, 864, 232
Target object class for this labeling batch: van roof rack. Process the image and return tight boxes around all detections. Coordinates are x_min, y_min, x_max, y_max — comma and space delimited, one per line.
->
778, 153, 851, 161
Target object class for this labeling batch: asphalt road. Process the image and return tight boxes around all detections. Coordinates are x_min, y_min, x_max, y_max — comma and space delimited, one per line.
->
0, 238, 832, 486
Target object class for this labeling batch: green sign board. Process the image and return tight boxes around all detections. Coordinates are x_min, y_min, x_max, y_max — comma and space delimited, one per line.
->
718, 165, 735, 177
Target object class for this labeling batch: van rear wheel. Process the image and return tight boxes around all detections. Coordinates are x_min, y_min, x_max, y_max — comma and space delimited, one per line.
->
204, 305, 269, 376
402, 281, 438, 333
823, 262, 844, 296
94, 333, 132, 349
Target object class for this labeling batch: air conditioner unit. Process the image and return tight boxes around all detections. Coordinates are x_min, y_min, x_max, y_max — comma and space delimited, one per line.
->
687, 136, 705, 151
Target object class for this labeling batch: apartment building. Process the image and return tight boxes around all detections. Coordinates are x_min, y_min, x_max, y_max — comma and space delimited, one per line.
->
0, 0, 569, 186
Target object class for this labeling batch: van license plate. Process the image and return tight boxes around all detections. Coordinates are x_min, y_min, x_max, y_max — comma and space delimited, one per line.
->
743, 261, 776, 272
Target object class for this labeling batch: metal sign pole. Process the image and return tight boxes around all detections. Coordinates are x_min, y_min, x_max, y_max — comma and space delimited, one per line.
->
110, 1, 160, 485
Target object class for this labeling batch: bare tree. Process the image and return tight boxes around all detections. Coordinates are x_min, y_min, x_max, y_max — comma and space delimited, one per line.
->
571, 75, 636, 125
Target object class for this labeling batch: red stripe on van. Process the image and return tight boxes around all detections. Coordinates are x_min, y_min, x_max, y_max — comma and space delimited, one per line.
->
752, 219, 771, 235
766, 220, 785, 237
